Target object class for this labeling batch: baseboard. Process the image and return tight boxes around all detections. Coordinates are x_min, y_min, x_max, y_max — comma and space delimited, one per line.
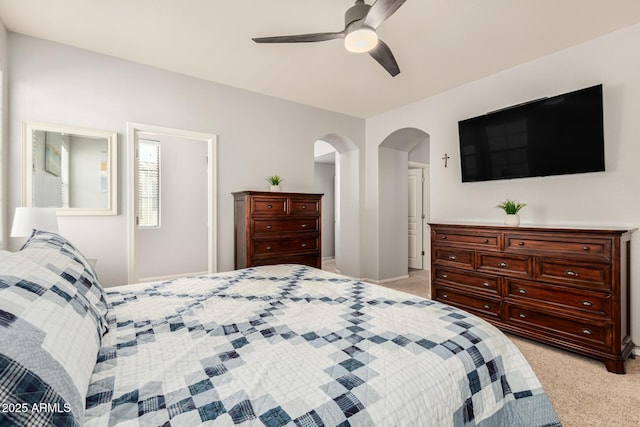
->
362, 274, 410, 285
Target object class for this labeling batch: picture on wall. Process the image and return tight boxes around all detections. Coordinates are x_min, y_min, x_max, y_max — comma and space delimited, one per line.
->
45, 133, 62, 176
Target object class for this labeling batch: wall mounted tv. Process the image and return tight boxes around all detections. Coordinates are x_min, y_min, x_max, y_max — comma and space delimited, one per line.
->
458, 84, 605, 182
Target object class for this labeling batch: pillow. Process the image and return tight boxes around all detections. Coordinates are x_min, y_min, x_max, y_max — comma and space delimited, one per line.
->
18, 230, 108, 336
0, 250, 102, 426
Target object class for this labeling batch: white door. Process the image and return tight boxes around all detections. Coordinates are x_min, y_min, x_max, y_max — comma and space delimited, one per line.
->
408, 168, 423, 269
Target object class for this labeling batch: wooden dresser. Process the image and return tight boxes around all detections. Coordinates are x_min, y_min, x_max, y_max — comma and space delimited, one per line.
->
233, 191, 322, 269
430, 223, 635, 373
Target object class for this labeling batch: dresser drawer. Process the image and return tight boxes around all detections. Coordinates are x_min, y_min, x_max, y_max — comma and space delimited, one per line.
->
251, 253, 319, 268
536, 259, 611, 289
505, 279, 611, 318
253, 236, 319, 256
290, 198, 320, 215
433, 267, 499, 295
432, 228, 500, 250
253, 218, 319, 234
506, 304, 612, 349
477, 253, 531, 277
250, 197, 288, 216
432, 248, 474, 269
434, 286, 501, 318
505, 233, 612, 261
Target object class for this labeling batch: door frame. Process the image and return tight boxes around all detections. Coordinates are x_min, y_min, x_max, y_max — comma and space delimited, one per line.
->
126, 122, 217, 284
408, 162, 430, 270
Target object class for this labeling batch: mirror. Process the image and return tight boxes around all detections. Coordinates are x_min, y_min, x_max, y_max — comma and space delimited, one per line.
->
22, 121, 118, 215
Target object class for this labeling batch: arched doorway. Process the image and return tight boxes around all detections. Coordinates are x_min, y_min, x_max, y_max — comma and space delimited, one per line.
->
377, 128, 430, 281
313, 134, 360, 278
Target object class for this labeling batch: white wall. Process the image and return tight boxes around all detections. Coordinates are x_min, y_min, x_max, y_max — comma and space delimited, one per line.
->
313, 162, 335, 258
366, 23, 640, 349
7, 34, 365, 286
0, 19, 8, 247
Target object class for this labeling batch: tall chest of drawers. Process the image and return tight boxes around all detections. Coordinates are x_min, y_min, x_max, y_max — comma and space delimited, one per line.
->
430, 223, 635, 373
233, 191, 322, 269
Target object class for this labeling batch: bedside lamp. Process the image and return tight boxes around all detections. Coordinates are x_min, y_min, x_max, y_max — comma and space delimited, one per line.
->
10, 207, 59, 237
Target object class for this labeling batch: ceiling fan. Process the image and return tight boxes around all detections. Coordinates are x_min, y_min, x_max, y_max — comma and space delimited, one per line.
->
252, 0, 407, 77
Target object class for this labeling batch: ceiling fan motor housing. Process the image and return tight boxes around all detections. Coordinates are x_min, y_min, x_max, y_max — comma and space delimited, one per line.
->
345, 0, 371, 28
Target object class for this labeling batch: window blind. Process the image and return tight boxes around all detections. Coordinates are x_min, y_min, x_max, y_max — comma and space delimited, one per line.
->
137, 140, 160, 228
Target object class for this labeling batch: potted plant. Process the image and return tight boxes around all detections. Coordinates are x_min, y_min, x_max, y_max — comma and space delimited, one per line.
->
266, 175, 284, 192
496, 199, 526, 226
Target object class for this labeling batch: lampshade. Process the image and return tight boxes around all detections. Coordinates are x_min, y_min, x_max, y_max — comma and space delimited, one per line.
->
11, 207, 59, 237
344, 27, 378, 53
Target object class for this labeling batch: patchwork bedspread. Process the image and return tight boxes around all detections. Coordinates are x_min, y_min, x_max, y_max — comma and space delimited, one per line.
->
84, 265, 561, 426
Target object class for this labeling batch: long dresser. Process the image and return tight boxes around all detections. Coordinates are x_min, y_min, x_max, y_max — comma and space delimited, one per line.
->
233, 191, 322, 269
430, 223, 635, 374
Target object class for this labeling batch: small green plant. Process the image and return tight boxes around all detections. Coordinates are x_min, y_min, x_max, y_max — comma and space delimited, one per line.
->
496, 199, 526, 215
265, 175, 284, 185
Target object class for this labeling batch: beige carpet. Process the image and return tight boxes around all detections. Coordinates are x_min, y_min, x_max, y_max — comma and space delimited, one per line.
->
321, 259, 640, 426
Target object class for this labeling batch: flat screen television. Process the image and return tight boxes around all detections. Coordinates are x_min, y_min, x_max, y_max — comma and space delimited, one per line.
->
458, 84, 605, 182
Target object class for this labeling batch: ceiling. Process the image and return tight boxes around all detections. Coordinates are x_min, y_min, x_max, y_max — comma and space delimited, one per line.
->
1, 0, 640, 118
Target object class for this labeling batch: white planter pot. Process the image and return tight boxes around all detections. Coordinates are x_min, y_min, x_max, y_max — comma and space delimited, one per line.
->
270, 185, 281, 192
504, 214, 520, 226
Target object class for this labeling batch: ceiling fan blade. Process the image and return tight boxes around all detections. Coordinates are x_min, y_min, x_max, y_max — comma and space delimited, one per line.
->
253, 31, 345, 44
363, 0, 407, 29
369, 39, 400, 76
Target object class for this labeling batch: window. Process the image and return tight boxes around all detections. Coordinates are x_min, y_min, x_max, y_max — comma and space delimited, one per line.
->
137, 140, 160, 228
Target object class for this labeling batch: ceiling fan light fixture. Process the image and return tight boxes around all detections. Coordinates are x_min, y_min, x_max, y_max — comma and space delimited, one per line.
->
344, 27, 378, 53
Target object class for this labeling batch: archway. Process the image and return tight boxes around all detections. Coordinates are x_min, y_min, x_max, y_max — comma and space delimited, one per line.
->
313, 134, 360, 278
377, 127, 430, 281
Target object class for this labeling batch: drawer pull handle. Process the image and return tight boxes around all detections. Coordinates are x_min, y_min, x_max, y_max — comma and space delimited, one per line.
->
483, 304, 490, 309
266, 225, 272, 229
301, 243, 307, 247
442, 274, 448, 279
301, 224, 307, 228
498, 262, 508, 268
583, 246, 590, 251
448, 255, 457, 261
483, 282, 490, 287
267, 204, 273, 209
518, 313, 527, 319
302, 205, 307, 209
518, 288, 527, 294
483, 239, 489, 244
441, 235, 447, 240
442, 294, 448, 299
581, 300, 594, 307
582, 329, 593, 335
518, 241, 525, 246
565, 270, 578, 277
266, 246, 272, 250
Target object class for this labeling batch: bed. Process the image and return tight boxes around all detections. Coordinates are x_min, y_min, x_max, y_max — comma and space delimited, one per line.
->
1, 231, 561, 426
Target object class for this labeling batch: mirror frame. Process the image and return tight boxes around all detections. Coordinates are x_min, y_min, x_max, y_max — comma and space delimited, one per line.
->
22, 121, 118, 216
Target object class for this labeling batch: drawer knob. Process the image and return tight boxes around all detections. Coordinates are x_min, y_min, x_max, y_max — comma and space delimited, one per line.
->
482, 282, 490, 287
448, 255, 457, 261
302, 205, 307, 209
483, 239, 489, 244
518, 313, 527, 319
301, 224, 307, 228
518, 288, 527, 294
267, 204, 273, 209
483, 304, 490, 309
518, 241, 525, 246
583, 246, 590, 251
441, 235, 447, 240
581, 300, 594, 307
498, 262, 508, 268
441, 274, 448, 279
442, 293, 448, 299
266, 225, 272, 229
582, 328, 593, 335
266, 246, 272, 250
565, 270, 578, 277
301, 243, 307, 247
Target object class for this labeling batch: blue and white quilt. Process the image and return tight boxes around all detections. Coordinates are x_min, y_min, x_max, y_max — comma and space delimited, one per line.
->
84, 265, 561, 426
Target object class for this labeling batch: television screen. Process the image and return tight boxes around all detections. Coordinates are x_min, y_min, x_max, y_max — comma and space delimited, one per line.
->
458, 84, 605, 182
